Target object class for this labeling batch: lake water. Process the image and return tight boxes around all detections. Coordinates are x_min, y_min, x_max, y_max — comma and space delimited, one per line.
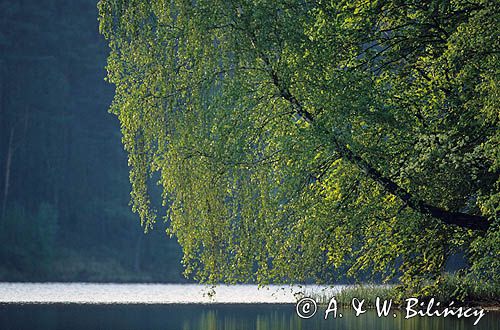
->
0, 283, 498, 329
0, 283, 327, 304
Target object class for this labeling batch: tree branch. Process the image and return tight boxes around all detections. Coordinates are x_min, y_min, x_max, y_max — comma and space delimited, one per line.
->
267, 69, 489, 232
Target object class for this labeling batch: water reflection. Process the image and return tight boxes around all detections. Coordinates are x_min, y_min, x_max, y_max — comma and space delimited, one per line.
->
1, 304, 498, 330
0, 283, 331, 304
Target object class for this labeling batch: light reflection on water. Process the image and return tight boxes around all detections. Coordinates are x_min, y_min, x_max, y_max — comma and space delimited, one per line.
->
0, 283, 498, 330
0, 283, 338, 304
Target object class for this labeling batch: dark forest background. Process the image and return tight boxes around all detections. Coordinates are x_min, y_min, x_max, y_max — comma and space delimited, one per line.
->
0, 0, 184, 282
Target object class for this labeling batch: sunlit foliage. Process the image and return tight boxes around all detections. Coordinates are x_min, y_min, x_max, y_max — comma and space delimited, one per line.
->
98, 0, 499, 290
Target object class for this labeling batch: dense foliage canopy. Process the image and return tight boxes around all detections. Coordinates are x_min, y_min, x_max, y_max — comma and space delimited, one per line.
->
99, 0, 499, 290
0, 0, 183, 282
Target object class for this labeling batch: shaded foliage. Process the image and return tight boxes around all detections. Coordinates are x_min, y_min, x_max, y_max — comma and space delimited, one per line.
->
0, 0, 183, 282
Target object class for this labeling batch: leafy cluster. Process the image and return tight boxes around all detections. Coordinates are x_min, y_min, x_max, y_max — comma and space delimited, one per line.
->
98, 0, 499, 289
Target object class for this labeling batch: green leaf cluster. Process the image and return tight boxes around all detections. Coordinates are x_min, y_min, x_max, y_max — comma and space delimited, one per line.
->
99, 0, 499, 288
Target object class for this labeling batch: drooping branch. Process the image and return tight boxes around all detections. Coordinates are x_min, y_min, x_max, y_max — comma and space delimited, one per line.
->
328, 135, 490, 231
267, 68, 490, 232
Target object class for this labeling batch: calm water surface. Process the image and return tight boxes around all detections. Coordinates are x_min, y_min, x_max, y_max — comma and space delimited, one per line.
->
0, 283, 328, 304
0, 283, 498, 330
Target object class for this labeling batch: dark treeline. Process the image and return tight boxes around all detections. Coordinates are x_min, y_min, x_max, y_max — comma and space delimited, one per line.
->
0, 0, 184, 282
